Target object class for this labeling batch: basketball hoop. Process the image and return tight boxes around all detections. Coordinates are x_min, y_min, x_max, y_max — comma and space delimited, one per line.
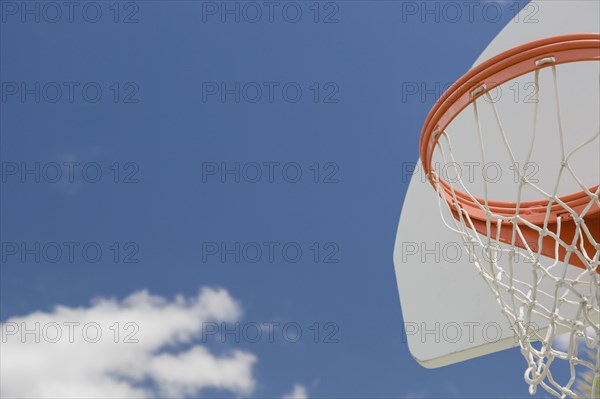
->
420, 34, 599, 398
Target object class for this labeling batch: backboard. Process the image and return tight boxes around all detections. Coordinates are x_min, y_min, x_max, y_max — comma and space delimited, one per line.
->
394, 1, 600, 368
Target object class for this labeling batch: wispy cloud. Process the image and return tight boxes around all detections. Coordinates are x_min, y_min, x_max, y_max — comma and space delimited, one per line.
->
552, 327, 597, 352
282, 384, 308, 399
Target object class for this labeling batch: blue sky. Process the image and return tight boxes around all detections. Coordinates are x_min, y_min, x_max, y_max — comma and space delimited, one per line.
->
0, 1, 559, 398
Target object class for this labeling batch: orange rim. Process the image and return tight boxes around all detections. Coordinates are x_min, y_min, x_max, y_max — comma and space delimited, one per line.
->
419, 34, 600, 270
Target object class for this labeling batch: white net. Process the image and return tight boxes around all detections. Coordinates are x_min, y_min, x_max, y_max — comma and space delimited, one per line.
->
429, 63, 599, 398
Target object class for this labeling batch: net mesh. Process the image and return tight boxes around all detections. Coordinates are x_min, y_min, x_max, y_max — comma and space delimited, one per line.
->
429, 64, 599, 398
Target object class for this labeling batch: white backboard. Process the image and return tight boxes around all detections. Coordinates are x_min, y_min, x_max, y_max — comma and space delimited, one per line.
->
394, 0, 600, 368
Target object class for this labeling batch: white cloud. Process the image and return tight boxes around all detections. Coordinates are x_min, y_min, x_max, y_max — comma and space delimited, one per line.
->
552, 332, 571, 351
282, 384, 308, 399
552, 327, 597, 352
1, 287, 257, 398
